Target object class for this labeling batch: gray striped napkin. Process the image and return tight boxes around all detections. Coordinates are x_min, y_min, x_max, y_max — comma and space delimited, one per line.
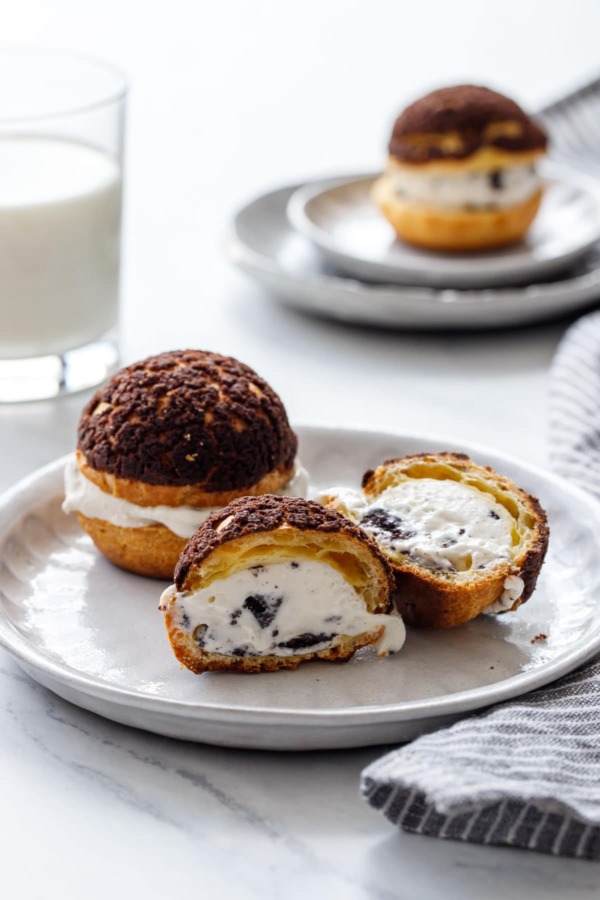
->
361, 309, 600, 860
539, 75, 600, 176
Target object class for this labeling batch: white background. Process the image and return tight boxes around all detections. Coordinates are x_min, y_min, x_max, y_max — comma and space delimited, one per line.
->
1, 2, 600, 897
3, 0, 600, 477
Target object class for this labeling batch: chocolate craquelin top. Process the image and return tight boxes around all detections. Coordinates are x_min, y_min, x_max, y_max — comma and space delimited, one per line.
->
174, 494, 391, 589
388, 85, 548, 163
78, 351, 297, 490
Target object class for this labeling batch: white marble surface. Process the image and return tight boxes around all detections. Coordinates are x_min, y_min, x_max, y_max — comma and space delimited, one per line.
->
2, 1, 600, 896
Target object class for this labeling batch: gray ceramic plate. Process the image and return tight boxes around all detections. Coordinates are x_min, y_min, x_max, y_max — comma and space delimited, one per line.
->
227, 182, 600, 329
288, 162, 600, 288
0, 426, 599, 751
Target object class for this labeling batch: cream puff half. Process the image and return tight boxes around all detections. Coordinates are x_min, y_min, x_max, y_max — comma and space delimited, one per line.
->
319, 453, 549, 629
160, 495, 405, 673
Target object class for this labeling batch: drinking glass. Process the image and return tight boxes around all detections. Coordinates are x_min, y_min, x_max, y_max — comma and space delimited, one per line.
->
0, 50, 127, 402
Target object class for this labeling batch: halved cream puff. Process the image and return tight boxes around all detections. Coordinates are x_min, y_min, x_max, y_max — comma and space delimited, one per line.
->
160, 495, 405, 672
319, 453, 549, 628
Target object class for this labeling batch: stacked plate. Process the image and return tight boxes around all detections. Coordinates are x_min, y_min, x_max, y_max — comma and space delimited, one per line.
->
226, 160, 600, 330
227, 77, 600, 330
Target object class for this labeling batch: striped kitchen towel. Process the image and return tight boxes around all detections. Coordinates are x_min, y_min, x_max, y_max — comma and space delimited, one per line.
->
549, 309, 600, 486
361, 309, 600, 860
539, 75, 600, 176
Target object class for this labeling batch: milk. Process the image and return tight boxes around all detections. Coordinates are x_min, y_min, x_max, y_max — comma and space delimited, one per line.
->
0, 137, 121, 359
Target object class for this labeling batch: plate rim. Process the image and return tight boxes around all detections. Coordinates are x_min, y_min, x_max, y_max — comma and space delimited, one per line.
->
1, 425, 600, 729
225, 181, 600, 308
285, 161, 600, 288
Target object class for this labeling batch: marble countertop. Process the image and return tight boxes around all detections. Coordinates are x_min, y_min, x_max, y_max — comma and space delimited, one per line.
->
3, 279, 598, 900
3, 1, 600, 896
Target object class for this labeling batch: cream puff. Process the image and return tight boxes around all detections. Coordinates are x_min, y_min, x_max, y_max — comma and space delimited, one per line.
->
159, 494, 405, 673
62, 350, 307, 579
372, 84, 549, 251
319, 452, 549, 629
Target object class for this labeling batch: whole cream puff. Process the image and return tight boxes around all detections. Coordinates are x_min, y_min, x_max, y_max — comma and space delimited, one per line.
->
62, 350, 307, 579
372, 84, 549, 251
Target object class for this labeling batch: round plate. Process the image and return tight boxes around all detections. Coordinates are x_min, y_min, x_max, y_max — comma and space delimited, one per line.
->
0, 426, 599, 751
226, 182, 600, 330
287, 162, 600, 289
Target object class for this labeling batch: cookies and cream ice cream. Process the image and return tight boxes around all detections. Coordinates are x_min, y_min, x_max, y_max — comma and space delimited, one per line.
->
389, 163, 540, 211
316, 478, 516, 575
160, 558, 405, 659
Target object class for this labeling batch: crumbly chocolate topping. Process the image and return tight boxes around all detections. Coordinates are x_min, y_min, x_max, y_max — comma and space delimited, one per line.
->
174, 494, 389, 589
388, 85, 548, 163
77, 350, 297, 490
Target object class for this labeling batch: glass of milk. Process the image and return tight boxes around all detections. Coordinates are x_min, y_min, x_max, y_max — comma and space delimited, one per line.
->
0, 50, 127, 402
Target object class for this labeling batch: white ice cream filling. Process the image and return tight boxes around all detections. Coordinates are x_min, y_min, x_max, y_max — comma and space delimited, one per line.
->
486, 575, 526, 614
389, 164, 540, 210
160, 559, 405, 658
318, 479, 517, 575
62, 455, 309, 539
